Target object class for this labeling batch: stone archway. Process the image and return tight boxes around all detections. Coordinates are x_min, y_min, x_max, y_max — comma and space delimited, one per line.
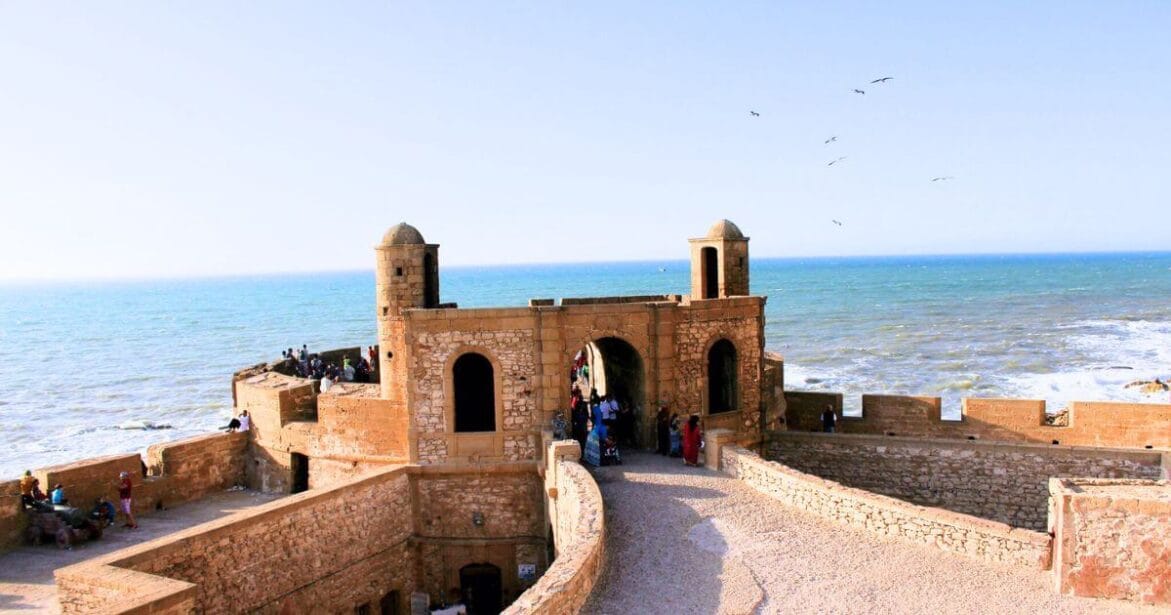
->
571, 336, 647, 448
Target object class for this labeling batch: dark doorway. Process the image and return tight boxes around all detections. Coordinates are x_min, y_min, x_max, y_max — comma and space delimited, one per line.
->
454, 353, 495, 432
708, 339, 737, 413
291, 453, 310, 494
379, 590, 400, 615
702, 247, 719, 299
573, 337, 646, 447
460, 563, 503, 615
423, 252, 438, 308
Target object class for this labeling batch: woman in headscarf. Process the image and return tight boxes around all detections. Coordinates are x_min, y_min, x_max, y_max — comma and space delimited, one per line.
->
583, 398, 608, 467
681, 414, 703, 467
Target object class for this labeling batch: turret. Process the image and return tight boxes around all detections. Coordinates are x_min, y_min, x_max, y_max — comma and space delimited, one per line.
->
689, 219, 750, 299
375, 222, 439, 399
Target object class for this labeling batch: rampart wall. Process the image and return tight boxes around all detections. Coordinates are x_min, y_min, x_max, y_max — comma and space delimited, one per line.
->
764, 432, 1164, 530
1, 432, 247, 554
716, 443, 1052, 569
1050, 478, 1171, 605
784, 391, 1171, 449
507, 441, 605, 614
53, 443, 599, 615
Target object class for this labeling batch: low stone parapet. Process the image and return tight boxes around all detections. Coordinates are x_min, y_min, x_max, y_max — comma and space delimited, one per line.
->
720, 444, 1052, 569
507, 441, 605, 614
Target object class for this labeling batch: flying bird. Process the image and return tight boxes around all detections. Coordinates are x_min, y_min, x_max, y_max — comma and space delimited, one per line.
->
870, 77, 894, 84
931, 176, 955, 182
832, 219, 843, 226
824, 136, 837, 144
827, 156, 847, 166
749, 110, 760, 117
853, 89, 865, 95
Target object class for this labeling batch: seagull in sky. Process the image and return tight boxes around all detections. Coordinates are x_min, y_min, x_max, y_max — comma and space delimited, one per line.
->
853, 89, 866, 95
870, 77, 894, 84
832, 219, 843, 226
824, 136, 837, 144
827, 156, 847, 166
749, 110, 760, 117
931, 176, 955, 182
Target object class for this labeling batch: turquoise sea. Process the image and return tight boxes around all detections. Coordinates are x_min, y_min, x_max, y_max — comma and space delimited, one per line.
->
2, 252, 1170, 477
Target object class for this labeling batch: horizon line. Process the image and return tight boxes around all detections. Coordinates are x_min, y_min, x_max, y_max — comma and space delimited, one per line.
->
2, 248, 1169, 286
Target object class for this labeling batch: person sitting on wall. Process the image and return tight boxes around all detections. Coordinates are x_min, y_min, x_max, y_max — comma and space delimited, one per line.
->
50, 483, 68, 505
91, 496, 116, 527
222, 416, 241, 431
237, 410, 250, 432
821, 404, 838, 433
320, 371, 334, 393
31, 478, 48, 502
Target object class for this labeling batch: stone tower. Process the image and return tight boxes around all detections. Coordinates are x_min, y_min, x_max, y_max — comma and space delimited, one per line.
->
689, 219, 750, 299
375, 222, 439, 400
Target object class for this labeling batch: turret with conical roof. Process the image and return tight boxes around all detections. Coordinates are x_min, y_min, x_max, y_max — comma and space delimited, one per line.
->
375, 222, 439, 399
689, 219, 750, 299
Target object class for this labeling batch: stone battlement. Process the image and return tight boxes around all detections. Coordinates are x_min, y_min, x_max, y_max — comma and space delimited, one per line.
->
783, 390, 1171, 450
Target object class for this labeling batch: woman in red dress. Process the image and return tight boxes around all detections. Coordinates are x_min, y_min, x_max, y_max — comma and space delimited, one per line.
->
681, 415, 703, 466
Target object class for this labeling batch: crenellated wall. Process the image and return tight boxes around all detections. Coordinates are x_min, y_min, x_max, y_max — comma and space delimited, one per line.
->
1050, 478, 1171, 605
764, 431, 1164, 530
784, 391, 1171, 449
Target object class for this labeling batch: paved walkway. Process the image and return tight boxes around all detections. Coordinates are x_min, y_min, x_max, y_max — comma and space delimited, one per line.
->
583, 452, 1162, 615
0, 490, 280, 614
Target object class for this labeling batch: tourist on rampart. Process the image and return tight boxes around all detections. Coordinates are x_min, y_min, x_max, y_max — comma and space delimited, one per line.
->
50, 483, 68, 505
298, 344, 308, 364
117, 471, 137, 529
821, 405, 838, 433
681, 415, 703, 467
19, 470, 35, 507
237, 410, 250, 432
342, 358, 355, 382
669, 413, 682, 457
320, 372, 334, 393
571, 399, 589, 452
367, 345, 378, 373
91, 497, 116, 527
655, 406, 671, 455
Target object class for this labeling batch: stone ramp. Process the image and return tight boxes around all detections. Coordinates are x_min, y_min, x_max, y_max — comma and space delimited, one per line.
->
0, 490, 280, 613
582, 452, 1160, 615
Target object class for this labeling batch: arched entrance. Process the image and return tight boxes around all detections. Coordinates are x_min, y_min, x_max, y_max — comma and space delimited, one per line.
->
459, 563, 502, 614
570, 337, 647, 448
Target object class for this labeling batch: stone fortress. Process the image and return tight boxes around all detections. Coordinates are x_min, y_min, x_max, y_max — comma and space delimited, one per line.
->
1, 220, 1169, 612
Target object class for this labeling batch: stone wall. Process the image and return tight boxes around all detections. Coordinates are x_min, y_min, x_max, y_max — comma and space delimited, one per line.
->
719, 444, 1052, 569
784, 392, 1171, 449
1050, 478, 1171, 605
54, 461, 555, 614
2, 432, 247, 552
57, 467, 417, 614
0, 479, 27, 553
507, 441, 605, 615
764, 432, 1164, 530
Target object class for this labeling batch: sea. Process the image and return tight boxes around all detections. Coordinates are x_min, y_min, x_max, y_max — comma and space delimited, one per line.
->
2, 252, 1170, 478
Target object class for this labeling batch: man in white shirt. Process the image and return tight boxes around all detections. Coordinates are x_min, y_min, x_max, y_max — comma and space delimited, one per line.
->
320, 374, 334, 392
237, 411, 251, 432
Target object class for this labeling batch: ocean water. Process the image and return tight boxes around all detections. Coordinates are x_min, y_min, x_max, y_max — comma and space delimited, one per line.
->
2, 252, 1169, 477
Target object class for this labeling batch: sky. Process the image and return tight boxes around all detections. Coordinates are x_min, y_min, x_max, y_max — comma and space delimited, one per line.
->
1, 2, 1168, 280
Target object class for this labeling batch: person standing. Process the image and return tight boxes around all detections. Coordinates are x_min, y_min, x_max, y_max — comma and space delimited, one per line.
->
821, 405, 838, 433
655, 406, 671, 455
19, 470, 35, 507
681, 415, 703, 467
117, 471, 137, 529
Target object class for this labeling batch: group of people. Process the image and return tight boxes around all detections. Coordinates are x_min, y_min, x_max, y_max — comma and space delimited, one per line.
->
18, 469, 138, 530
566, 350, 705, 467
281, 345, 379, 389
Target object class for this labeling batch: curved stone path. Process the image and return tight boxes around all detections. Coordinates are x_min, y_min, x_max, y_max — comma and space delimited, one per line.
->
582, 452, 1160, 615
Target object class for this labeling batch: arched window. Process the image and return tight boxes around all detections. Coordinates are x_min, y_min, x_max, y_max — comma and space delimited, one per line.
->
702, 247, 719, 299
708, 339, 737, 413
453, 353, 495, 432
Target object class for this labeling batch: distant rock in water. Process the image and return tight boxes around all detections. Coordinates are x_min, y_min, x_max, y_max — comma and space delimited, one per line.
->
1107, 366, 1133, 370
118, 420, 173, 431
1123, 379, 1169, 394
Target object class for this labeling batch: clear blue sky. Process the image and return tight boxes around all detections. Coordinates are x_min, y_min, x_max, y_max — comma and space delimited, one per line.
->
1, 2, 1168, 280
